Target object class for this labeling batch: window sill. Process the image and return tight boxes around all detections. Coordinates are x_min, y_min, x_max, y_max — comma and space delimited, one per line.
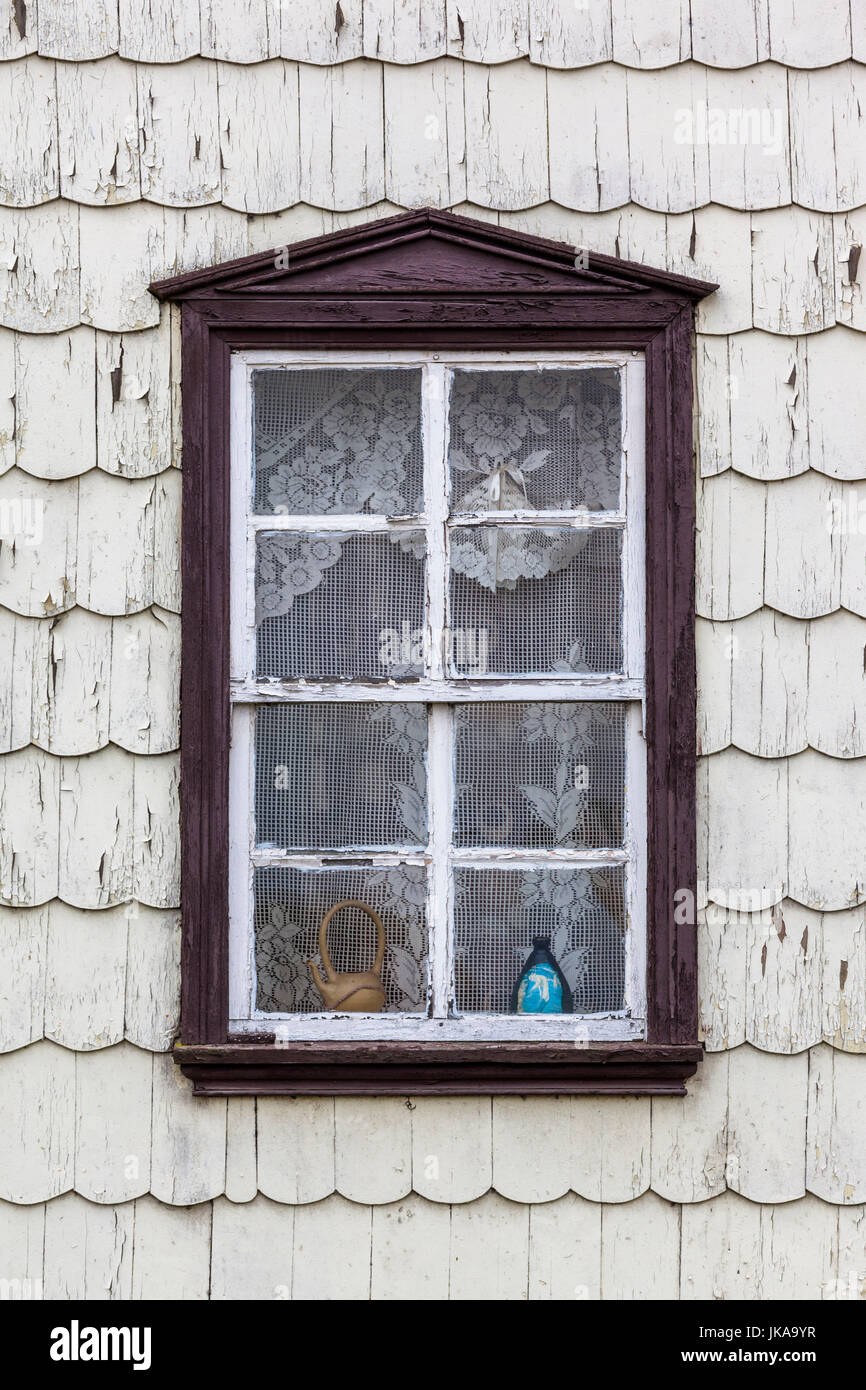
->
174, 1040, 703, 1096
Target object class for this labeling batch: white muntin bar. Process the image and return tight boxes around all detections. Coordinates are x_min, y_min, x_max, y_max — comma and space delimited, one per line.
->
621, 355, 647, 684
249, 510, 625, 529
235, 349, 638, 369
447, 509, 625, 526
623, 701, 648, 1023
249, 848, 626, 871
229, 677, 645, 703
449, 848, 629, 867
230, 355, 256, 683
250, 513, 426, 532
427, 704, 454, 1018
229, 1015, 644, 1042
251, 850, 430, 869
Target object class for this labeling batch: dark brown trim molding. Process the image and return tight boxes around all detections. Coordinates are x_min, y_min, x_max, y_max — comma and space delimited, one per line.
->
155, 208, 715, 1096
175, 1042, 704, 1096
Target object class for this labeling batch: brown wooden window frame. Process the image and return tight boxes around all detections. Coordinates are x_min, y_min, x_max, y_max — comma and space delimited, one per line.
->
151, 209, 716, 1097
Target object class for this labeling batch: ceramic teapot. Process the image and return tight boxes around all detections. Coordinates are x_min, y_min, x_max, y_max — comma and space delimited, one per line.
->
307, 899, 387, 1012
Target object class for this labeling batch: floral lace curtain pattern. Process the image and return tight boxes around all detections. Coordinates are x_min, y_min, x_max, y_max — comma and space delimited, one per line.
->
255, 864, 429, 1014
254, 367, 425, 516
453, 866, 626, 1014
448, 368, 621, 512
252, 366, 623, 619
254, 702, 625, 1015
254, 703, 428, 850
254, 530, 427, 679
254, 704, 430, 1013
454, 701, 625, 850
447, 368, 621, 593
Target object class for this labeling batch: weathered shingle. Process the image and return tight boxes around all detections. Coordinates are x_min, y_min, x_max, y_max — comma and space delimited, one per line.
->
8, 1, 860, 71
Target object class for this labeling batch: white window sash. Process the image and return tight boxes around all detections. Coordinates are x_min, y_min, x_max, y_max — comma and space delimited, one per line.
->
228, 349, 646, 1042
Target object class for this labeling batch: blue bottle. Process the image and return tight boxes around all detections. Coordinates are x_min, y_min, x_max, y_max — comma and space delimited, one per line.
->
510, 936, 573, 1014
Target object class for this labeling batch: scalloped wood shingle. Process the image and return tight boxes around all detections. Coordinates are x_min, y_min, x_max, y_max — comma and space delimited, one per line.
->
57, 59, 141, 207
256, 1097, 337, 1204
384, 59, 467, 210
610, 0, 690, 68
690, 0, 769, 68
0, 1039, 863, 1204
5, 1188, 860, 1300
410, 1096, 492, 1201
3, 0, 861, 73
547, 65, 630, 213
217, 61, 301, 215
464, 61, 549, 209
37, 0, 119, 61
44, 1192, 134, 1299
118, 0, 200, 63
702, 748, 866, 911
822, 906, 866, 1051
15, 329, 96, 480
0, 56, 59, 208
627, 65, 710, 213
0, 204, 80, 333
138, 60, 221, 208
299, 62, 386, 210
705, 65, 790, 210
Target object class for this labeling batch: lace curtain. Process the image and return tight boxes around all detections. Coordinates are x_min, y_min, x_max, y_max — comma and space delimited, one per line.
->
447, 368, 621, 591
254, 367, 425, 517
252, 366, 622, 619
253, 702, 625, 1014
453, 866, 625, 1014
256, 864, 624, 1016
255, 864, 429, 1014
454, 701, 625, 849
254, 702, 428, 849
254, 703, 430, 1013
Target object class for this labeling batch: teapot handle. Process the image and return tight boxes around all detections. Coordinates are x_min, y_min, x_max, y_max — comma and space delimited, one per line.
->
318, 899, 386, 979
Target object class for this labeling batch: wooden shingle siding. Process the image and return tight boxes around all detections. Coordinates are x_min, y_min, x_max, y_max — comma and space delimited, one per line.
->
2, 202, 864, 335
2, 56, 866, 216
6, 2, 863, 69
0, 1041, 865, 1204
0, 0, 863, 1295
0, 1187, 861, 1299
0, 748, 180, 907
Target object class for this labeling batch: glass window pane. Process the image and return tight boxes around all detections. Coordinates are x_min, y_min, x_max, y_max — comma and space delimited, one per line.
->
448, 368, 621, 513
254, 865, 428, 1014
253, 367, 424, 516
454, 702, 625, 849
449, 526, 622, 675
452, 867, 626, 1015
256, 530, 426, 678
254, 703, 428, 850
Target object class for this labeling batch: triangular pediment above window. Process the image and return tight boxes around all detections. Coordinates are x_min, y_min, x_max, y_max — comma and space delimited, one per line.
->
150, 208, 716, 303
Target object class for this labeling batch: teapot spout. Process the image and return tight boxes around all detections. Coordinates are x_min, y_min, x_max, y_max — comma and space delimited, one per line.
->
307, 959, 328, 1000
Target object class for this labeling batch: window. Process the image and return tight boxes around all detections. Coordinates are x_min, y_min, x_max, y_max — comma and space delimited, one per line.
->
153, 208, 714, 1093
229, 353, 646, 1043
